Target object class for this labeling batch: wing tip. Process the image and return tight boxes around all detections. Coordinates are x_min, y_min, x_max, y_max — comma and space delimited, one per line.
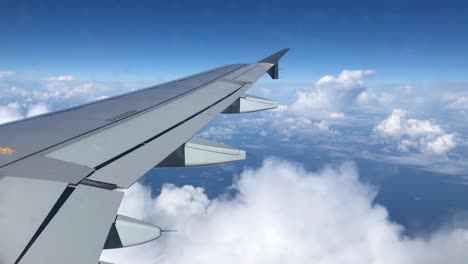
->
258, 48, 290, 79
257, 48, 290, 64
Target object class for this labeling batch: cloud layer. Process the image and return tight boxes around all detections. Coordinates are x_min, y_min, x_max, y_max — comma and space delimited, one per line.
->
0, 71, 15, 80
195, 68, 467, 174
101, 159, 468, 264
0, 71, 139, 125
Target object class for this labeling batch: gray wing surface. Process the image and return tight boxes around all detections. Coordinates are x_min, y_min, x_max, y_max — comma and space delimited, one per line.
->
0, 49, 288, 264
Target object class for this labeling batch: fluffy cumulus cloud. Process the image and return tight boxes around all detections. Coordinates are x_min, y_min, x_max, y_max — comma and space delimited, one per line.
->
290, 70, 375, 117
373, 109, 458, 155
26, 103, 50, 117
0, 102, 51, 124
0, 103, 23, 124
101, 158, 468, 264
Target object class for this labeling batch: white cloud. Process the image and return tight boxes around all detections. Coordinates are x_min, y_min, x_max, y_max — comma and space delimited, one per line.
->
0, 103, 23, 124
313, 120, 335, 132
356, 91, 395, 106
373, 109, 458, 155
211, 71, 371, 141
273, 104, 289, 113
43, 80, 97, 99
101, 159, 468, 264
9, 86, 29, 97
447, 96, 468, 110
290, 70, 375, 117
236, 103, 339, 138
425, 134, 457, 155
47, 75, 75, 81
26, 103, 50, 117
374, 109, 406, 137
4, 76, 114, 107
315, 69, 375, 90
200, 125, 240, 140
262, 112, 338, 137
0, 102, 51, 124
258, 87, 272, 96
0, 71, 15, 79
329, 112, 345, 119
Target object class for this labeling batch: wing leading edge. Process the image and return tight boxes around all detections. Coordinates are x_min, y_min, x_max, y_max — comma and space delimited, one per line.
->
0, 49, 289, 264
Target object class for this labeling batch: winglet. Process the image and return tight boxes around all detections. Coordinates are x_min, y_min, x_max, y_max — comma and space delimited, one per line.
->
257, 48, 289, 79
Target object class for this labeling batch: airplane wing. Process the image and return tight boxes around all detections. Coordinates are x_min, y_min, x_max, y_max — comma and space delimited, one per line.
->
0, 48, 289, 264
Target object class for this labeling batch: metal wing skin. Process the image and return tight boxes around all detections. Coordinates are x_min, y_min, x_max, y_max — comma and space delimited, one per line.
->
0, 49, 289, 264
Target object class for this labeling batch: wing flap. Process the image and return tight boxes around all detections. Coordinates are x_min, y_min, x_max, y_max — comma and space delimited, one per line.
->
0, 177, 68, 264
18, 185, 123, 264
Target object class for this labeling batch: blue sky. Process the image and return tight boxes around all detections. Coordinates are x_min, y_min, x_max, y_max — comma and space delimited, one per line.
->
2, 0, 468, 82
2, 1, 468, 263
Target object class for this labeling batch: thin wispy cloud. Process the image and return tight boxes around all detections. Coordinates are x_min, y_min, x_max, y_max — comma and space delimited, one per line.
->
446, 96, 468, 110
0, 71, 15, 80
46, 75, 76, 81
